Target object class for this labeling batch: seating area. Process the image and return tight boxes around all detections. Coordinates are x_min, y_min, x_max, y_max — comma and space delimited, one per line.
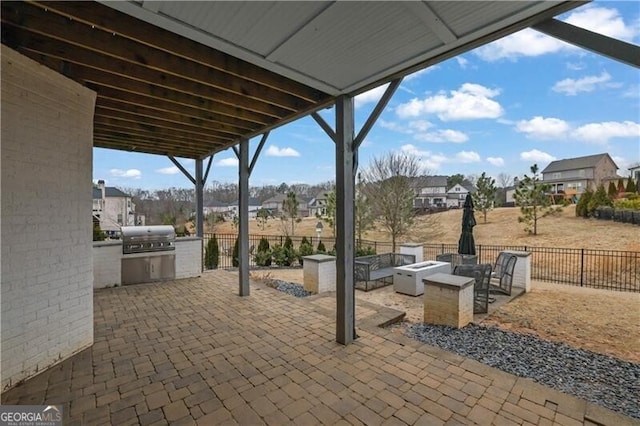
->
491, 252, 518, 296
354, 252, 415, 291
452, 263, 493, 314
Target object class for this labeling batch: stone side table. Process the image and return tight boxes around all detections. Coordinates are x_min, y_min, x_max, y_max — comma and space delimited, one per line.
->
424, 273, 474, 328
303, 254, 336, 293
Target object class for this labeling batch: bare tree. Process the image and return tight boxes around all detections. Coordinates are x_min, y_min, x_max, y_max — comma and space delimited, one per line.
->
361, 152, 421, 251
497, 173, 513, 188
281, 191, 299, 236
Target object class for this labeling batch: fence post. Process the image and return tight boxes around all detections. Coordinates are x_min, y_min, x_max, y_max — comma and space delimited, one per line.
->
580, 248, 584, 287
441, 243, 444, 254
478, 245, 482, 263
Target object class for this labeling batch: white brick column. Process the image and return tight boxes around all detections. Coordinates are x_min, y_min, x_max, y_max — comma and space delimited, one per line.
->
400, 243, 423, 263
1, 46, 96, 390
303, 255, 336, 294
503, 250, 532, 292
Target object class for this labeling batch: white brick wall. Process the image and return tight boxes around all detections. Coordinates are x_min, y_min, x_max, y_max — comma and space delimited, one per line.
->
175, 238, 202, 279
1, 46, 96, 391
92, 238, 202, 288
93, 241, 122, 288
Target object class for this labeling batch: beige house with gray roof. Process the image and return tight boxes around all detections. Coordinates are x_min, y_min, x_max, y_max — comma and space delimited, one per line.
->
541, 153, 619, 195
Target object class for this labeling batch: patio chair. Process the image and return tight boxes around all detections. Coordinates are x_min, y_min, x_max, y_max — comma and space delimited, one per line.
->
490, 254, 516, 296
453, 263, 492, 314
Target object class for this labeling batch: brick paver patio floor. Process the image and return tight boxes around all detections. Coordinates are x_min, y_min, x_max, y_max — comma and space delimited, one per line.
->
2, 271, 636, 425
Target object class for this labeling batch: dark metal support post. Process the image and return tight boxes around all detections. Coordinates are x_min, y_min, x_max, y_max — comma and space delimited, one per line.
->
238, 139, 250, 296
335, 95, 356, 345
195, 158, 204, 237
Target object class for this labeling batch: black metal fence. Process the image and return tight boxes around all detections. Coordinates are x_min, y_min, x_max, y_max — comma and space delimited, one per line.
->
203, 234, 640, 292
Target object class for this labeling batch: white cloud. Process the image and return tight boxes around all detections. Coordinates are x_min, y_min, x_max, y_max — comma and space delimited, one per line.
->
110, 168, 141, 179
400, 145, 481, 170
566, 62, 585, 71
355, 84, 389, 108
379, 119, 415, 134
474, 6, 639, 61
520, 149, 557, 163
400, 144, 430, 157
486, 157, 505, 167
552, 72, 612, 96
415, 129, 469, 143
455, 151, 481, 163
571, 121, 640, 144
216, 157, 239, 167
456, 57, 469, 69
408, 120, 433, 132
155, 166, 180, 175
622, 85, 640, 99
515, 116, 571, 140
265, 145, 301, 157
396, 83, 503, 121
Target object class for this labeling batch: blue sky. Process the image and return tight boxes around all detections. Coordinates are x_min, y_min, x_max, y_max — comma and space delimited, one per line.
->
94, 2, 640, 190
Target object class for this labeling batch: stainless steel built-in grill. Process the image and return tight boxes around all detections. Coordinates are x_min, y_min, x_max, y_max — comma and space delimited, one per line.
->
122, 225, 176, 254
121, 225, 176, 285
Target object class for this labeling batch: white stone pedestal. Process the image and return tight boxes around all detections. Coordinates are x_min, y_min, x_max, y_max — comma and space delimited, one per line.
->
400, 243, 423, 263
303, 254, 336, 293
424, 273, 474, 328
502, 250, 531, 292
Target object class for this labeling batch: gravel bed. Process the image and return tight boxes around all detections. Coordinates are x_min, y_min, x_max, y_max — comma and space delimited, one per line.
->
265, 279, 313, 298
405, 323, 640, 419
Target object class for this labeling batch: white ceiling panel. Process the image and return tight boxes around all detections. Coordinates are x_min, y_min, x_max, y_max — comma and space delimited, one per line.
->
104, 1, 586, 95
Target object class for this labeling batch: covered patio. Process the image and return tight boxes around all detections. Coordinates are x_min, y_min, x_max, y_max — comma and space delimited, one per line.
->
2, 0, 639, 422
2, 271, 633, 425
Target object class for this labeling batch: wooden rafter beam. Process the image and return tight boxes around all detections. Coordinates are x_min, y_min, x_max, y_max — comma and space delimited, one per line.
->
93, 137, 206, 159
2, 2, 319, 112
95, 99, 247, 137
93, 86, 258, 131
94, 121, 228, 147
95, 105, 241, 140
4, 30, 287, 122
13, 47, 274, 126
93, 130, 221, 154
34, 0, 329, 103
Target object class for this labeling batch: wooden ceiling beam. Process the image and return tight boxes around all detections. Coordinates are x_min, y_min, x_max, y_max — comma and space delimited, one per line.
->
94, 136, 207, 159
2, 26, 292, 120
94, 86, 258, 131
96, 100, 245, 138
2, 2, 317, 112
95, 106, 238, 140
93, 130, 219, 153
34, 1, 329, 103
12, 47, 275, 127
94, 120, 231, 146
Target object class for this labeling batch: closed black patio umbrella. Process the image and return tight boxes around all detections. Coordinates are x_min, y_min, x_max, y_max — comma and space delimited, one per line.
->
458, 193, 476, 255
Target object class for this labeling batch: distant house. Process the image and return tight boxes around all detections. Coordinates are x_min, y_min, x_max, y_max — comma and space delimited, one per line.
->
261, 194, 288, 216
262, 193, 309, 217
203, 199, 230, 216
445, 181, 476, 208
541, 153, 619, 195
93, 180, 143, 233
228, 198, 261, 218
414, 176, 448, 208
308, 190, 332, 217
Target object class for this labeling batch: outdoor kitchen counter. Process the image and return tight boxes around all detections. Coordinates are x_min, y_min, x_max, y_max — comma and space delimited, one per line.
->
93, 237, 202, 288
